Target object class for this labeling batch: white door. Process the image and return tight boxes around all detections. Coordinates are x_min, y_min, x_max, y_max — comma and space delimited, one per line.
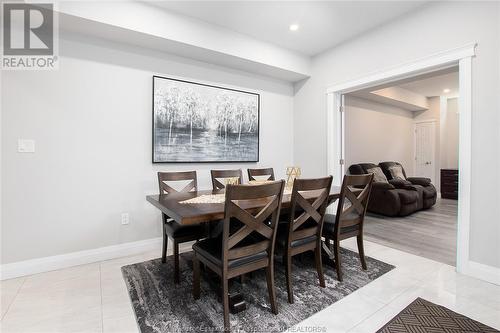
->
414, 121, 436, 181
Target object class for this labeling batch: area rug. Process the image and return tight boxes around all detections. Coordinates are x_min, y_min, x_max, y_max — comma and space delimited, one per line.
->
377, 298, 499, 333
122, 248, 394, 333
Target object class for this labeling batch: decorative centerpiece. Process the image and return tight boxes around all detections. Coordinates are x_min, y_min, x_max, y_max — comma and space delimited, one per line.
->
224, 177, 240, 186
285, 166, 301, 190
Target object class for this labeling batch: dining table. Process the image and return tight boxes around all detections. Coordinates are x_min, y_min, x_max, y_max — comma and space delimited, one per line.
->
146, 184, 356, 313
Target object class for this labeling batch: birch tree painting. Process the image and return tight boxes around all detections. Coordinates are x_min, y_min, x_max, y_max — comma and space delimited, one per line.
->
153, 76, 259, 162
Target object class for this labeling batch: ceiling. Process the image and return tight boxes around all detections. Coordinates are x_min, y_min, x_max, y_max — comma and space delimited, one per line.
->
349, 68, 459, 111
149, 1, 427, 56
399, 71, 459, 97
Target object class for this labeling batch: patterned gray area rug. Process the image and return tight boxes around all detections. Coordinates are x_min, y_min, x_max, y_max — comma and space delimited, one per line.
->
122, 249, 394, 333
377, 297, 499, 333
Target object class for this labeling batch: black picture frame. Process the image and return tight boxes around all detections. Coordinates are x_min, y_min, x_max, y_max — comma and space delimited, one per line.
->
152, 75, 260, 163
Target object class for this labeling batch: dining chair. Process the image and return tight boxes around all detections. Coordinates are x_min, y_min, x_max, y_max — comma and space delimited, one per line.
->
192, 180, 285, 333
276, 176, 333, 304
158, 171, 207, 283
322, 174, 374, 281
210, 169, 243, 190
247, 167, 275, 181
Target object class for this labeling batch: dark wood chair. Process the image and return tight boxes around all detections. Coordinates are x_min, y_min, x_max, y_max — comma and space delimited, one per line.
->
210, 169, 243, 190
158, 171, 207, 283
192, 180, 285, 333
247, 168, 275, 181
322, 174, 374, 281
276, 176, 333, 304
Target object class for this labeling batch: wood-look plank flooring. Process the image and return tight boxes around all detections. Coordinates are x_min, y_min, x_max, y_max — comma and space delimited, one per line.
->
363, 198, 457, 266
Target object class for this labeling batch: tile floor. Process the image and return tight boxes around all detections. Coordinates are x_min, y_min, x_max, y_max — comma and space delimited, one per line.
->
1, 240, 499, 333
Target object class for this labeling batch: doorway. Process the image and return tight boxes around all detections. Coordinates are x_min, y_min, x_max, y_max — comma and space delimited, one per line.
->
325, 44, 475, 272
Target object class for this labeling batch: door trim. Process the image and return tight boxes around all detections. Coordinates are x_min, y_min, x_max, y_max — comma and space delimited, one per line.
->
326, 43, 476, 93
326, 43, 477, 278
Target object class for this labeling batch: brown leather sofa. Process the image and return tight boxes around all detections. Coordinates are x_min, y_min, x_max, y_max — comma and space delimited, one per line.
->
348, 162, 436, 217
379, 161, 437, 210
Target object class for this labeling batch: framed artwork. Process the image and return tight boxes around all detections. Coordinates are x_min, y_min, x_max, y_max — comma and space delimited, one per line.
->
152, 76, 260, 163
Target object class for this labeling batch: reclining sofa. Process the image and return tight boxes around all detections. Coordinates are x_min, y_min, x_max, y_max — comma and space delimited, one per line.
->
348, 162, 437, 217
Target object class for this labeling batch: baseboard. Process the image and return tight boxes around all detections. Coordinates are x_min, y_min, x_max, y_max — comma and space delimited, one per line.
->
463, 260, 500, 286
0, 237, 162, 280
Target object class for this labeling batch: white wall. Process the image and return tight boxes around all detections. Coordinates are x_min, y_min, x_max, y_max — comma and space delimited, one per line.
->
294, 2, 500, 268
1, 35, 294, 264
441, 97, 459, 169
344, 96, 415, 174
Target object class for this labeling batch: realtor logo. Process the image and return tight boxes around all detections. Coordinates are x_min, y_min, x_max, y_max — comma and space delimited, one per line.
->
2, 2, 58, 70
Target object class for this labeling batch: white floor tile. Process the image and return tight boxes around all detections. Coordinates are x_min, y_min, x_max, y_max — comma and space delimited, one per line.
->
101, 275, 129, 300
1, 240, 498, 332
356, 269, 419, 304
0, 278, 25, 294
1, 264, 102, 332
341, 239, 387, 256
348, 304, 402, 333
102, 297, 135, 321
446, 274, 500, 311
1, 302, 102, 333
0, 277, 25, 320
103, 314, 139, 333
21, 263, 100, 290
291, 292, 385, 332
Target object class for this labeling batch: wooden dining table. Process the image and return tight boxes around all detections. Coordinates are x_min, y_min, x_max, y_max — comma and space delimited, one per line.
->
145, 185, 354, 313
146, 186, 347, 225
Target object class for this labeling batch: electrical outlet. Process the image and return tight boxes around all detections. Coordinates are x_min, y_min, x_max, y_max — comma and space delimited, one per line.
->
121, 213, 130, 225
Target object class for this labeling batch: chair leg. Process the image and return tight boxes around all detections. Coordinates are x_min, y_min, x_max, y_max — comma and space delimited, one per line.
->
327, 238, 333, 252
285, 254, 294, 304
357, 235, 367, 270
193, 255, 200, 299
161, 228, 168, 264
334, 241, 343, 282
314, 246, 326, 288
222, 277, 230, 332
173, 241, 180, 284
266, 264, 278, 315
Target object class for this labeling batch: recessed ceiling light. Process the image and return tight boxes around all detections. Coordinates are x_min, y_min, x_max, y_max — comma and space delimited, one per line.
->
289, 24, 299, 32
443, 88, 451, 93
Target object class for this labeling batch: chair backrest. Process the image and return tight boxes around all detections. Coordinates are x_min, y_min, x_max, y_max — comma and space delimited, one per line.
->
334, 174, 374, 237
158, 171, 197, 194
222, 180, 285, 268
211, 169, 243, 191
247, 168, 275, 181
287, 176, 333, 245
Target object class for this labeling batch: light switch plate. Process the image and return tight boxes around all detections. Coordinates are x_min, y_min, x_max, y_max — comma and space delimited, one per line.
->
18, 139, 35, 153
121, 213, 130, 225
